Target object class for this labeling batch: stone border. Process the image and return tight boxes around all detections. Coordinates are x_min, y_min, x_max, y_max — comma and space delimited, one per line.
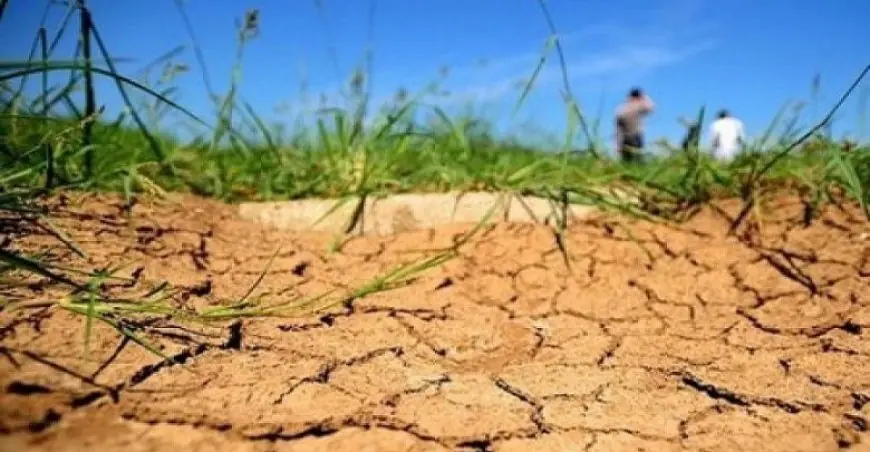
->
237, 191, 604, 235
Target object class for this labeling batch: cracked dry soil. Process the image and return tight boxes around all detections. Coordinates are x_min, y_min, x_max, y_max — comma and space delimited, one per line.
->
3, 192, 870, 451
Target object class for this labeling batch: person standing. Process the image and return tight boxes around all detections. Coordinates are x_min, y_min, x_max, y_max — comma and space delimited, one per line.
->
709, 109, 746, 161
615, 87, 655, 163
678, 116, 701, 152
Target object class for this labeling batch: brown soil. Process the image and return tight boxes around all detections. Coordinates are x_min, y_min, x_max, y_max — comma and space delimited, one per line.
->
2, 191, 870, 451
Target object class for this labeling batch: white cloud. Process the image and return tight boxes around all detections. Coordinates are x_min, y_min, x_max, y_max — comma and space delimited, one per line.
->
276, 1, 718, 118
276, 37, 716, 122
415, 0, 719, 108
422, 39, 717, 108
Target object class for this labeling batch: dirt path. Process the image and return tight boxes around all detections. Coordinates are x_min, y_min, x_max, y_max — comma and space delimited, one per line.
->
2, 192, 870, 451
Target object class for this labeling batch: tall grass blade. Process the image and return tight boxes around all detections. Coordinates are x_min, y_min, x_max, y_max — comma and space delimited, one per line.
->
512, 36, 554, 118
729, 63, 870, 234
76, 0, 97, 177
533, 0, 597, 158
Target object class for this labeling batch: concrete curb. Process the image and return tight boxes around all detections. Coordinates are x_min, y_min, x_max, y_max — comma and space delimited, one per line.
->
238, 191, 604, 235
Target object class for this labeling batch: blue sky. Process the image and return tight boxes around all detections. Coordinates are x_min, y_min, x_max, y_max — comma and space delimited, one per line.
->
3, 0, 869, 152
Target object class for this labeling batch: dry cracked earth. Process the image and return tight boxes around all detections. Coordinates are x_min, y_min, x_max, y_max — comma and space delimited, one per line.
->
3, 192, 870, 451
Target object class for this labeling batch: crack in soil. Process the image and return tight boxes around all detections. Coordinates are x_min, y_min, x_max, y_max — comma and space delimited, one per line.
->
129, 344, 209, 386
492, 377, 550, 434
680, 374, 752, 407
680, 373, 826, 414
4, 192, 870, 451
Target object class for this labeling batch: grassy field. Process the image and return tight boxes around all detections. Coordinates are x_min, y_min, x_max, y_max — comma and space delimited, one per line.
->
2, 2, 868, 209
2, 0, 870, 356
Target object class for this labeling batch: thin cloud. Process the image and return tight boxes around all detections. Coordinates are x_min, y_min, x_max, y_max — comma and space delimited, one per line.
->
427, 25, 619, 81
278, 2, 718, 117
281, 38, 716, 118
282, 23, 623, 112
426, 39, 717, 107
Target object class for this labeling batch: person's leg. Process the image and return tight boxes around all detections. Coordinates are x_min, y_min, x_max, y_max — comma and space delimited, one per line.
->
621, 134, 643, 163
619, 144, 628, 162
630, 134, 644, 163
619, 135, 634, 163
683, 125, 699, 152
617, 132, 627, 162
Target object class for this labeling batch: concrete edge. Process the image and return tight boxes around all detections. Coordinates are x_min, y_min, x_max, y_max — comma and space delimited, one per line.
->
237, 191, 614, 236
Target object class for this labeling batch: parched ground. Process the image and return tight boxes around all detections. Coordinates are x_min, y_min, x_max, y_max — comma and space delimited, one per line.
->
2, 191, 870, 451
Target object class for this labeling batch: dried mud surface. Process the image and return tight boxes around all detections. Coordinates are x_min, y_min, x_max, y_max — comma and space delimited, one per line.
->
3, 192, 870, 451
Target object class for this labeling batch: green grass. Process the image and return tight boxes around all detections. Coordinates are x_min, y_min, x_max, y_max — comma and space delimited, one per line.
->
2, 0, 869, 361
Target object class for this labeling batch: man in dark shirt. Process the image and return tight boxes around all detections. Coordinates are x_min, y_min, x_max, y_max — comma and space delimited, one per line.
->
615, 87, 655, 163
679, 116, 701, 152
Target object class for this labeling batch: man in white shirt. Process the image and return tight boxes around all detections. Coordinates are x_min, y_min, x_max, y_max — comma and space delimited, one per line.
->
709, 109, 746, 161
